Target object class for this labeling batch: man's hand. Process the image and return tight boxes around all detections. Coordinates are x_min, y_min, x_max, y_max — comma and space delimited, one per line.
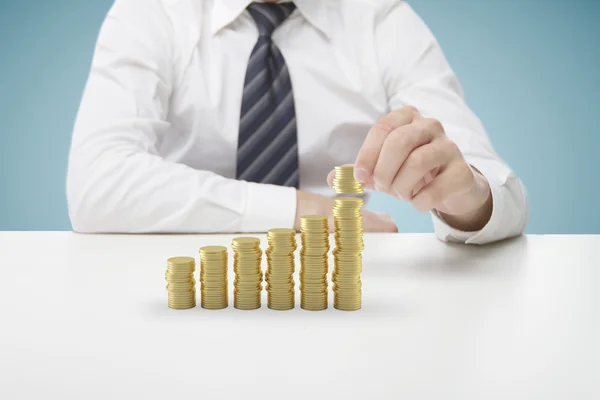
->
294, 191, 398, 233
327, 106, 493, 232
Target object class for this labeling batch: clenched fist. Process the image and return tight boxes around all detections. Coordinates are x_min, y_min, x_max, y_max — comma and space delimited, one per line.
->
328, 106, 493, 232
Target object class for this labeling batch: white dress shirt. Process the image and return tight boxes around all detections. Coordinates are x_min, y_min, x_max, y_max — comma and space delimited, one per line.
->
67, 0, 528, 243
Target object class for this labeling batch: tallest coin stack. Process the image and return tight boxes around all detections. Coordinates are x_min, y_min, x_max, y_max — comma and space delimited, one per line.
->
331, 166, 364, 311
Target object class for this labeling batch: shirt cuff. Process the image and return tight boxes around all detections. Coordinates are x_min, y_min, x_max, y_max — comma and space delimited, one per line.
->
241, 182, 297, 233
431, 157, 512, 245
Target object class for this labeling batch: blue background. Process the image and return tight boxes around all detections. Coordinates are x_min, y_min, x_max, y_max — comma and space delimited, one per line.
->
0, 0, 598, 233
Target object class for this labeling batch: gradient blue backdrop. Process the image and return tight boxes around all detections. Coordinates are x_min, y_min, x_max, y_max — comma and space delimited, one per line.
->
0, 0, 598, 233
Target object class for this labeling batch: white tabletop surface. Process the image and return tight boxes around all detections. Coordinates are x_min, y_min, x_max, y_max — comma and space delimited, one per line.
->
0, 232, 598, 399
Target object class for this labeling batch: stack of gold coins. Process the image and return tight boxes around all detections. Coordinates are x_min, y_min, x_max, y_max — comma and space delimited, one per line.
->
299, 216, 330, 311
332, 197, 364, 311
199, 246, 228, 310
232, 237, 263, 310
165, 257, 196, 310
265, 228, 297, 310
333, 165, 364, 194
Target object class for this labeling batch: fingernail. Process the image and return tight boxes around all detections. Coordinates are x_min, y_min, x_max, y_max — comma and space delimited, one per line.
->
354, 168, 368, 183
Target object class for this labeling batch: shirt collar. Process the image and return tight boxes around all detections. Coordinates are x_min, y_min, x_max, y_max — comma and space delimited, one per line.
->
211, 0, 332, 39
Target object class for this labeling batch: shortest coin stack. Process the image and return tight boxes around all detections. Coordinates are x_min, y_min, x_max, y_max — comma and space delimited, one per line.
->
165, 257, 196, 310
199, 246, 229, 310
232, 237, 263, 310
333, 165, 364, 194
265, 228, 297, 310
300, 216, 330, 311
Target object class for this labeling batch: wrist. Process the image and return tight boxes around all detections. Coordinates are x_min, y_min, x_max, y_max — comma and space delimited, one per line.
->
439, 168, 492, 232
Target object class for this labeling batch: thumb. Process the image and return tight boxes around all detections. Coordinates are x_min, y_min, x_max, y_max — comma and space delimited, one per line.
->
376, 212, 399, 233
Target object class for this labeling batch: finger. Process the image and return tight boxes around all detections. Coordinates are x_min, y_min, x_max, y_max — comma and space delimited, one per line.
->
411, 163, 465, 212
326, 168, 337, 187
373, 118, 445, 193
412, 166, 440, 197
391, 138, 456, 200
354, 106, 421, 184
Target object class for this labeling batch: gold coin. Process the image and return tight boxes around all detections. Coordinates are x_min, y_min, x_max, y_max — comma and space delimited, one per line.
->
201, 280, 228, 287
333, 305, 361, 311
334, 196, 364, 205
234, 304, 261, 310
201, 291, 227, 296
332, 293, 362, 300
301, 301, 328, 307
300, 261, 328, 267
167, 256, 195, 264
301, 299, 328, 304
301, 215, 328, 221
268, 306, 294, 311
301, 292, 327, 297
300, 274, 327, 281
331, 278, 361, 285
268, 227, 296, 235
266, 286, 295, 292
234, 292, 261, 298
168, 287, 196, 293
200, 245, 228, 253
201, 304, 228, 310
300, 269, 327, 275
232, 236, 260, 245
332, 249, 363, 257
233, 254, 262, 260
234, 274, 263, 281
333, 296, 361, 302
300, 260, 328, 266
300, 236, 329, 242
168, 299, 196, 304
301, 306, 327, 311
165, 279, 195, 286
300, 285, 328, 292
333, 298, 362, 305
168, 304, 196, 310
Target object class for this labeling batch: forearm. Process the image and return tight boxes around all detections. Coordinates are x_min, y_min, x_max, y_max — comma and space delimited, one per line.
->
67, 145, 296, 233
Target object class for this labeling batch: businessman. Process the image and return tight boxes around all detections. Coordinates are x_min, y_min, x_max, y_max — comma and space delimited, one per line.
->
67, 0, 528, 244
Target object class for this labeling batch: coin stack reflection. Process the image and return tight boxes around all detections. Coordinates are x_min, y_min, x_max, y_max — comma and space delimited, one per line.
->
299, 216, 330, 311
199, 246, 228, 310
265, 228, 297, 310
232, 237, 263, 310
333, 165, 364, 194
165, 257, 196, 310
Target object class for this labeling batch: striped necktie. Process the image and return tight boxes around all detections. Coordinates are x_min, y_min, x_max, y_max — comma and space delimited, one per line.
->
236, 2, 299, 188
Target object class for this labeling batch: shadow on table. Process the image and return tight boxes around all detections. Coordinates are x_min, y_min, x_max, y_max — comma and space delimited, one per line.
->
367, 235, 529, 280
142, 296, 413, 322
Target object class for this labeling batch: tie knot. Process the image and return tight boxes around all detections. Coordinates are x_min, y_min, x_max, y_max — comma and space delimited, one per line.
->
247, 2, 296, 37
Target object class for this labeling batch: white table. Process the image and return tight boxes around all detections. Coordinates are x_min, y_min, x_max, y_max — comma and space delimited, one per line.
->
0, 232, 598, 399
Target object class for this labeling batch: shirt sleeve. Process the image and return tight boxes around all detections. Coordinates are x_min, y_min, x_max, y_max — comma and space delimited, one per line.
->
375, 1, 528, 244
66, 0, 297, 233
